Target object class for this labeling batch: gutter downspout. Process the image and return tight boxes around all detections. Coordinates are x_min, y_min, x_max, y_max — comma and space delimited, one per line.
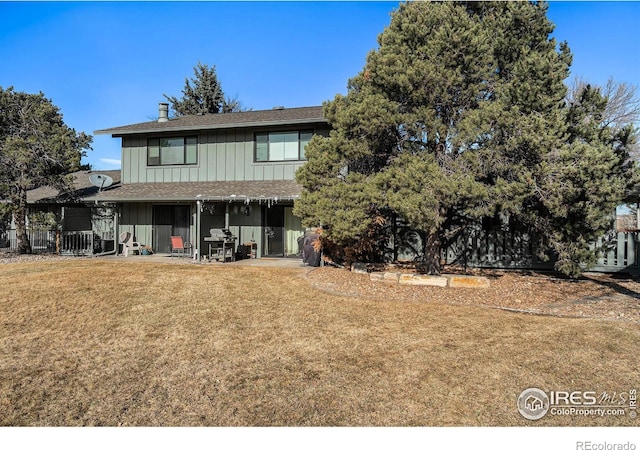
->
195, 198, 202, 262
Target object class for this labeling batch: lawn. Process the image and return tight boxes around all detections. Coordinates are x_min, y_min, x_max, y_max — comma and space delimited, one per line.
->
0, 260, 638, 426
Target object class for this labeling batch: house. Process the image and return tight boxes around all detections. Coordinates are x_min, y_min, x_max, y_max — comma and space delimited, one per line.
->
88, 104, 330, 258
3, 104, 328, 258
616, 213, 638, 233
7, 101, 637, 273
1, 170, 121, 254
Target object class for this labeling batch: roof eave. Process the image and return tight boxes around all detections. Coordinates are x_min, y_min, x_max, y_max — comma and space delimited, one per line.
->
86, 194, 301, 203
94, 117, 328, 136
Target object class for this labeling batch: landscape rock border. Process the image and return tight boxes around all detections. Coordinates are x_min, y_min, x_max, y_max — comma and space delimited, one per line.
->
368, 271, 490, 288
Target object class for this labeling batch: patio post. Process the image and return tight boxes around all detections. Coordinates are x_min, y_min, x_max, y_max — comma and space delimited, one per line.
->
196, 196, 202, 262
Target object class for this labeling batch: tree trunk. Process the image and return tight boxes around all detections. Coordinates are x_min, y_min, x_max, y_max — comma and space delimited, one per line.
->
14, 191, 31, 254
422, 231, 442, 275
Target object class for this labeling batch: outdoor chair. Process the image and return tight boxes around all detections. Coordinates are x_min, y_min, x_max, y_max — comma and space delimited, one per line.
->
170, 236, 191, 257
119, 231, 140, 257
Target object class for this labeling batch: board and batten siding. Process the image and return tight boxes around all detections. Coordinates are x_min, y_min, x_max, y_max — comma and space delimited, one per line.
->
120, 126, 329, 184
118, 202, 153, 247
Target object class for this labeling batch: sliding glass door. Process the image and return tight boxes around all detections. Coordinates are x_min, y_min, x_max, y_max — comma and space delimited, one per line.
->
263, 206, 304, 257
152, 205, 190, 253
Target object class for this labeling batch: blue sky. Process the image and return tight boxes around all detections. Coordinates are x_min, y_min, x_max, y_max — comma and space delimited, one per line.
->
1, 1, 639, 170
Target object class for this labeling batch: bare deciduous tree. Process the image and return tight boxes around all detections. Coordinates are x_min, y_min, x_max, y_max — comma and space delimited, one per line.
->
568, 77, 639, 126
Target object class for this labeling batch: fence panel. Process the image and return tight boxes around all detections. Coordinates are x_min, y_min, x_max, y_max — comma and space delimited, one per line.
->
592, 232, 639, 273
1, 229, 96, 255
444, 226, 547, 270
60, 231, 93, 256
0, 229, 56, 253
444, 229, 639, 274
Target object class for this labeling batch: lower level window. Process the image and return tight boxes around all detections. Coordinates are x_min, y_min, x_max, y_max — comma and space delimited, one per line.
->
148, 137, 197, 166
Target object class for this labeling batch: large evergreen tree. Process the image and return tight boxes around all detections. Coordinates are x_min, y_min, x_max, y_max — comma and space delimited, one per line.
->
0, 87, 92, 253
164, 62, 245, 116
528, 83, 639, 276
295, 1, 638, 276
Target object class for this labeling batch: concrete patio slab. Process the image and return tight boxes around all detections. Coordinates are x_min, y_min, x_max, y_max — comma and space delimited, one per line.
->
102, 253, 309, 268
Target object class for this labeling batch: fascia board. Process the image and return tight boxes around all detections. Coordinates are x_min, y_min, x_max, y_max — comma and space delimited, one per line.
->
94, 118, 327, 136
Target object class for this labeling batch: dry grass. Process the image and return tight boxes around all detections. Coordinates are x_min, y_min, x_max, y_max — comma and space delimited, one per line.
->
0, 260, 638, 426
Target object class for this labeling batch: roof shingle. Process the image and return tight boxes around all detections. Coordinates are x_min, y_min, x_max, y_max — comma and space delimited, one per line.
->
84, 179, 302, 203
95, 105, 326, 136
27, 170, 122, 204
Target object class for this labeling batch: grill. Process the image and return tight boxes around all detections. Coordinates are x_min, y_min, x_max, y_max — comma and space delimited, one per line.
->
204, 228, 237, 262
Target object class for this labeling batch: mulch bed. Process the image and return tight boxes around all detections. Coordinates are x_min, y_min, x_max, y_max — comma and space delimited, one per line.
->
0, 252, 78, 264
305, 266, 640, 323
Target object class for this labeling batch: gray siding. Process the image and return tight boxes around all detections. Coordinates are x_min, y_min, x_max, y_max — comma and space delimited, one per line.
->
121, 125, 330, 184
119, 202, 153, 248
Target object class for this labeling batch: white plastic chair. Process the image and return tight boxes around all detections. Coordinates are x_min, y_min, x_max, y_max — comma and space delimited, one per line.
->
119, 231, 140, 257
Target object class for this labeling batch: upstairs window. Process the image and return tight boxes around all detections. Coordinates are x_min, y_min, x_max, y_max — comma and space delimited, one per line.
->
148, 137, 198, 166
255, 131, 313, 162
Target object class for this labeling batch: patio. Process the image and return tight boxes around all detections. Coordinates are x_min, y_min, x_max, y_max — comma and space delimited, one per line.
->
102, 253, 309, 268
